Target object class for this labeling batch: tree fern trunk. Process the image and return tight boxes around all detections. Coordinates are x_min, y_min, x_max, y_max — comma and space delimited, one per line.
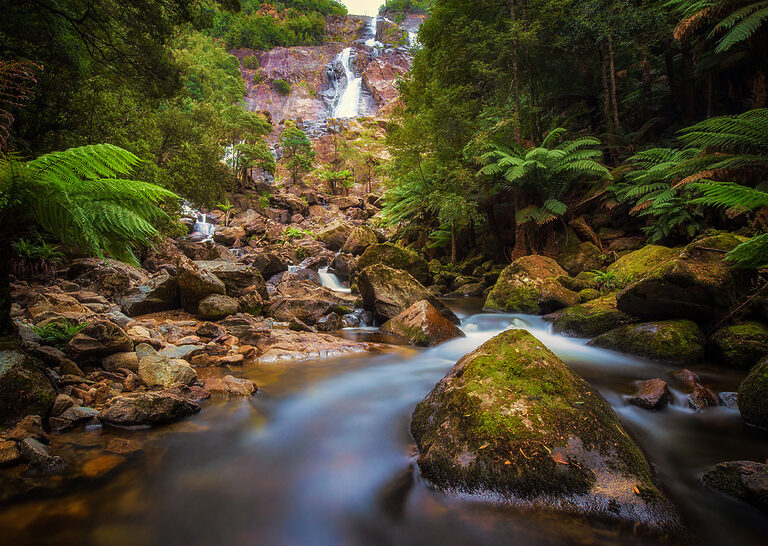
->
608, 37, 620, 130
600, 48, 612, 129
0, 237, 14, 337
680, 35, 696, 122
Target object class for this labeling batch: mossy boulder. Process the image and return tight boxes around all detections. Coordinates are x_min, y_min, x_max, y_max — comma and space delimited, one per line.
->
544, 294, 639, 338
198, 294, 240, 320
0, 349, 56, 424
588, 320, 705, 364
357, 265, 459, 324
342, 225, 379, 255
65, 320, 133, 361
709, 322, 768, 369
578, 288, 601, 302
737, 357, 768, 428
703, 461, 768, 512
356, 243, 430, 285
411, 329, 678, 528
606, 245, 679, 285
484, 256, 576, 314
316, 223, 353, 251
557, 241, 605, 275
380, 300, 464, 346
616, 234, 755, 321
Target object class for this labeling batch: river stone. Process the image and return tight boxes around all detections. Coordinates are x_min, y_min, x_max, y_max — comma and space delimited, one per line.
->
102, 352, 139, 373
380, 300, 464, 346
0, 440, 20, 465
357, 265, 459, 325
411, 329, 679, 529
176, 255, 226, 312
737, 357, 768, 428
0, 349, 56, 424
703, 461, 768, 512
196, 261, 267, 299
198, 294, 240, 320
629, 379, 670, 410
588, 320, 705, 364
204, 375, 256, 397
19, 437, 64, 471
65, 320, 133, 361
356, 243, 431, 285
115, 272, 179, 317
708, 322, 768, 370
544, 294, 639, 338
316, 223, 353, 251
138, 355, 197, 388
616, 234, 755, 321
342, 225, 378, 255
607, 245, 679, 284
557, 241, 605, 276
98, 390, 200, 427
484, 256, 576, 314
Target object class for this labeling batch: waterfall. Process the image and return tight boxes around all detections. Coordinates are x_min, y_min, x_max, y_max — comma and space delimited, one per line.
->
365, 16, 382, 48
331, 48, 362, 119
193, 213, 216, 240
318, 267, 352, 294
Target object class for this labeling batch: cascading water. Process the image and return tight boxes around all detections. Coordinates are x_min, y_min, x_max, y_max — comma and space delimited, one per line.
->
318, 267, 352, 294
365, 15, 382, 48
331, 47, 362, 119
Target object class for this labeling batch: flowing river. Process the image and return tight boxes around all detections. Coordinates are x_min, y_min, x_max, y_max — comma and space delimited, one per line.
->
2, 299, 767, 545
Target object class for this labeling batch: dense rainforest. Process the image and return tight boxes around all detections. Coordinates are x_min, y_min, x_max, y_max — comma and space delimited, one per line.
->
1, 1, 768, 544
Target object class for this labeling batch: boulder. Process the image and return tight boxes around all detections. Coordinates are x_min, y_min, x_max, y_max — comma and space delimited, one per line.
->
138, 355, 197, 388
316, 312, 343, 332
411, 329, 678, 528
0, 440, 20, 465
196, 261, 267, 299
629, 379, 670, 410
198, 294, 240, 320
65, 320, 133, 361
709, 322, 768, 369
98, 390, 200, 427
204, 375, 257, 397
380, 301, 465, 346
357, 265, 459, 325
316, 223, 353, 251
19, 438, 64, 471
102, 352, 139, 373
331, 252, 355, 278
557, 241, 605, 276
737, 357, 768, 428
176, 256, 226, 312
49, 406, 99, 432
342, 225, 378, 255
213, 226, 246, 247
484, 256, 576, 314
268, 274, 355, 325
255, 329, 370, 363
356, 243, 431, 285
115, 272, 179, 317
616, 234, 755, 321
607, 245, 679, 284
589, 320, 705, 364
703, 461, 768, 512
544, 294, 639, 338
0, 350, 56, 423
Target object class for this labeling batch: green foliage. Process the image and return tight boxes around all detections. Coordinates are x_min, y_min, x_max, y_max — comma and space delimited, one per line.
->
32, 320, 88, 348
280, 122, 315, 184
258, 191, 273, 209
380, 0, 432, 15
318, 168, 353, 195
273, 78, 292, 96
242, 55, 260, 70
590, 270, 618, 290
668, 0, 768, 52
282, 226, 314, 240
13, 239, 63, 263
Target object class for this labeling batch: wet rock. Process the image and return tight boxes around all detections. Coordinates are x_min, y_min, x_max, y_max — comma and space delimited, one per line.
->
198, 294, 240, 320
616, 234, 756, 321
588, 320, 705, 364
557, 241, 605, 276
219, 314, 270, 345
356, 243, 431, 285
629, 379, 670, 410
245, 249, 289, 278
316, 223, 353, 251
689, 384, 718, 410
115, 272, 179, 317
737, 356, 768, 428
138, 355, 197, 388
204, 375, 256, 397
703, 461, 768, 512
196, 322, 225, 339
19, 438, 64, 471
0, 349, 56, 423
158, 345, 203, 362
50, 394, 75, 417
342, 225, 378, 255
213, 226, 246, 247
331, 252, 355, 278
59, 359, 84, 377
544, 294, 639, 338
268, 274, 354, 325
196, 261, 267, 299
65, 320, 133, 361
176, 255, 226, 312
718, 391, 738, 409
67, 258, 145, 298
49, 406, 99, 433
484, 256, 576, 314
446, 282, 487, 298
317, 312, 343, 332
102, 351, 139, 373
98, 390, 201, 428
0, 440, 20, 465
380, 300, 465, 346
357, 265, 459, 325
411, 329, 679, 529
709, 321, 768, 370
80, 453, 126, 479
607, 245, 679, 283
4, 415, 46, 442
255, 329, 370, 363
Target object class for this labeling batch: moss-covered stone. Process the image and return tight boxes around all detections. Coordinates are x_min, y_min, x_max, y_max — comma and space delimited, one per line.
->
557, 241, 606, 275
342, 225, 378, 255
589, 320, 705, 364
702, 461, 768, 512
411, 329, 678, 528
380, 300, 464, 346
544, 294, 639, 338
356, 243, 430, 285
709, 322, 768, 369
616, 234, 755, 321
484, 256, 576, 314
0, 349, 56, 424
606, 245, 679, 284
578, 288, 601, 302
737, 357, 768, 428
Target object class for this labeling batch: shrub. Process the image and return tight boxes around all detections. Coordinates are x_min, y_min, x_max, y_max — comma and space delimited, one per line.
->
242, 55, 259, 69
33, 320, 88, 347
273, 78, 291, 96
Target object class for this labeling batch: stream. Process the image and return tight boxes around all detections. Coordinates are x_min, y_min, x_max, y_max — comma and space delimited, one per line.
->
1, 299, 768, 545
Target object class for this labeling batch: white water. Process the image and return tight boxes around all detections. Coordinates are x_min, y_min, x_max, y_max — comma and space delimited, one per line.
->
365, 15, 383, 48
332, 48, 363, 119
318, 267, 352, 293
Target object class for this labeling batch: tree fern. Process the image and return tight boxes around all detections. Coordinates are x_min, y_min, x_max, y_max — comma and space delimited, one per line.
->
669, 0, 768, 52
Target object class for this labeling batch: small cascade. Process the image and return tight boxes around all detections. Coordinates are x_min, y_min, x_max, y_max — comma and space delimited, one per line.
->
365, 15, 383, 48
192, 213, 216, 240
318, 267, 352, 294
331, 48, 363, 119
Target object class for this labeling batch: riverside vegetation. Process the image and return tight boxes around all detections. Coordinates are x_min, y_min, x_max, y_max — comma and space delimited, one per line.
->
0, 0, 768, 544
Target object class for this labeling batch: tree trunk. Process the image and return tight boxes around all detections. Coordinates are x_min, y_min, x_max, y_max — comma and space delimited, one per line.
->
680, 35, 697, 122
450, 221, 457, 264
642, 54, 652, 121
510, 0, 521, 141
600, 49, 612, 129
607, 37, 620, 130
0, 237, 14, 337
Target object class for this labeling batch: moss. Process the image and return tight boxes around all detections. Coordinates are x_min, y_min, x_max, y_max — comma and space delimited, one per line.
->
545, 293, 638, 338
484, 256, 569, 314
709, 322, 768, 369
357, 243, 430, 285
578, 288, 601, 302
607, 245, 679, 283
589, 320, 705, 364
737, 357, 768, 428
0, 350, 56, 423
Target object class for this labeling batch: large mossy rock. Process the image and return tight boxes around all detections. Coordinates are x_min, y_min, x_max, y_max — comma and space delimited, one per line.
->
557, 241, 605, 276
342, 225, 378, 255
316, 223, 353, 251
357, 265, 459, 324
197, 294, 240, 320
196, 261, 267, 299
356, 243, 430, 285
411, 329, 678, 528
616, 234, 754, 321
116, 272, 180, 317
589, 320, 705, 364
709, 322, 768, 369
484, 256, 577, 314
737, 357, 768, 428
176, 256, 226, 312
0, 349, 56, 424
380, 300, 464, 346
703, 461, 768, 512
607, 245, 679, 283
544, 294, 639, 338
